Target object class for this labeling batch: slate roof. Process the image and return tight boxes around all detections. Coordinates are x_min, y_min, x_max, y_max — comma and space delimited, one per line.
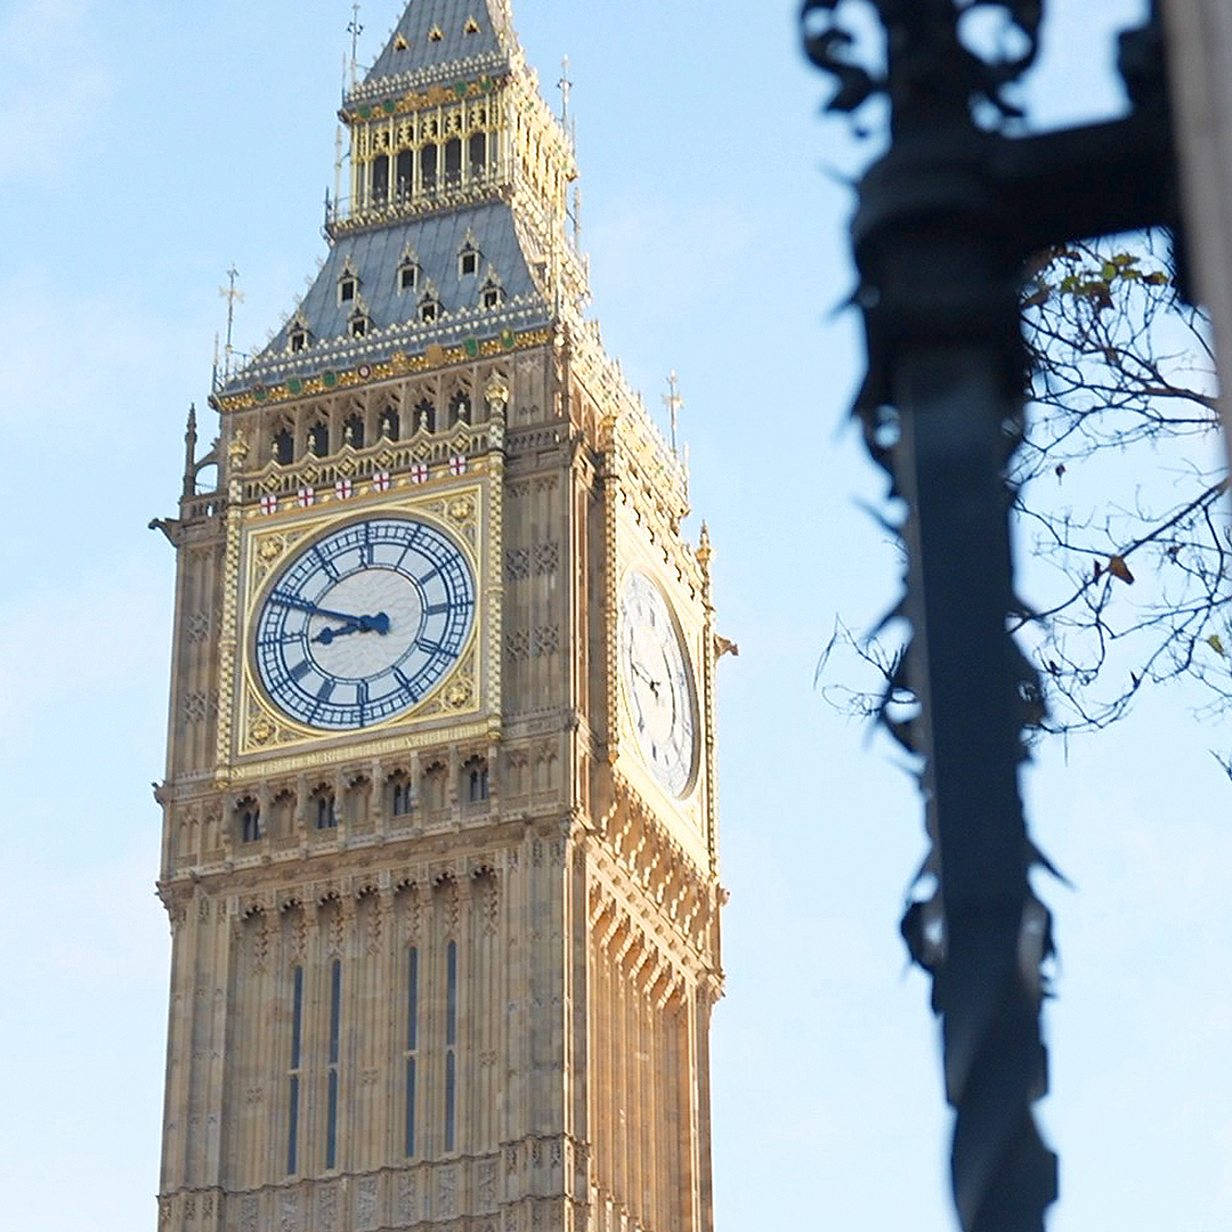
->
224, 200, 550, 394
352, 0, 512, 100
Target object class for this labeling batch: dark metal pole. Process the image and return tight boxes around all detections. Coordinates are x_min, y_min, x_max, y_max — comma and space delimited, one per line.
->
802, 1, 1181, 1228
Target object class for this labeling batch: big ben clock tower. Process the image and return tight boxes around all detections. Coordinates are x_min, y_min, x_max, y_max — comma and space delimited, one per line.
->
153, 4, 724, 1232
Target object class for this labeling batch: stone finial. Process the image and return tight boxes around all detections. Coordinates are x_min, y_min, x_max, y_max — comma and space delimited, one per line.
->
484, 371, 511, 417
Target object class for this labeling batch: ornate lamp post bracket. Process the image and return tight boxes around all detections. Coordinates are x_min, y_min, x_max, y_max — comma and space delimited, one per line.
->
801, 4, 1182, 1232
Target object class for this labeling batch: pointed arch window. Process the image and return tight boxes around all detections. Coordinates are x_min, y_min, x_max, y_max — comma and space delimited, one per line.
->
395, 150, 413, 200
388, 771, 412, 817
272, 426, 294, 465
289, 326, 309, 354
380, 405, 401, 440
469, 131, 488, 175
343, 413, 365, 449
420, 144, 439, 192
308, 421, 330, 457
463, 756, 489, 804
449, 390, 471, 425
349, 308, 371, 339
415, 398, 436, 433
458, 242, 480, 278
372, 154, 390, 204
236, 796, 261, 843
314, 786, 338, 830
444, 137, 463, 186
419, 295, 440, 324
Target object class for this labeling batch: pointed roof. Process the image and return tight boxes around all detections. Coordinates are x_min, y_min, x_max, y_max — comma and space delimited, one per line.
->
355, 0, 513, 99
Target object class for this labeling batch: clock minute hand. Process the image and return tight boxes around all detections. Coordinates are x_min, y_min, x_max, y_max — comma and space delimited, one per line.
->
312, 612, 392, 646
271, 593, 366, 624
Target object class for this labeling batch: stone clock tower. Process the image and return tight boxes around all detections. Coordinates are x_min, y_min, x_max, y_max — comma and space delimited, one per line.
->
153, 5, 724, 1232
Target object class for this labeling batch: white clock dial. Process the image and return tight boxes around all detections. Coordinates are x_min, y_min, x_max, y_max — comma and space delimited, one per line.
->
618, 570, 697, 797
253, 516, 475, 730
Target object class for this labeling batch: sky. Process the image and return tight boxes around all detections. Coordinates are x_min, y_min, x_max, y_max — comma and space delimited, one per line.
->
1, 1, 1229, 1229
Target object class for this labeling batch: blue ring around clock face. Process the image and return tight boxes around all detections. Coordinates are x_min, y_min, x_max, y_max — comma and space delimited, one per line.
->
254, 516, 476, 731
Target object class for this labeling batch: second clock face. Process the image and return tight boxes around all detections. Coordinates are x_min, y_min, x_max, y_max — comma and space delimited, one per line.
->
253, 516, 476, 730
618, 569, 697, 797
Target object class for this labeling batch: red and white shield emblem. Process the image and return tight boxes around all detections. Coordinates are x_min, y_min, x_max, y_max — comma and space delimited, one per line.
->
449, 454, 467, 477
259, 494, 278, 515
297, 486, 315, 508
334, 478, 354, 500
410, 463, 429, 485
372, 471, 392, 492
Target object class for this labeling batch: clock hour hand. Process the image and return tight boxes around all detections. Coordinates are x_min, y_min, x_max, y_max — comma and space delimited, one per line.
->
312, 612, 391, 645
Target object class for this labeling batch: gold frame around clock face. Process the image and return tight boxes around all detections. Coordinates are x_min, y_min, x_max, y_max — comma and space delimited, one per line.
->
250, 513, 477, 732
617, 568, 698, 798
221, 479, 493, 770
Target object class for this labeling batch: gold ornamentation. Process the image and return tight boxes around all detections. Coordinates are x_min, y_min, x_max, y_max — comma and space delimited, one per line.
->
228, 430, 250, 466
446, 681, 473, 709
448, 496, 474, 524
250, 716, 275, 745
258, 537, 284, 563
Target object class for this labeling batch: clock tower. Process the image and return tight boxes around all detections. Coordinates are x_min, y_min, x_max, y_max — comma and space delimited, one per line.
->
153, 5, 724, 1232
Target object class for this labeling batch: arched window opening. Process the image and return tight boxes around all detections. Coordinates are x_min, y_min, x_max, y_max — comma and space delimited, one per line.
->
468, 131, 487, 175
419, 297, 439, 324
421, 762, 447, 812
338, 272, 358, 306
237, 797, 261, 843
444, 137, 462, 185
420, 145, 438, 192
415, 398, 436, 432
289, 327, 308, 353
463, 757, 489, 804
308, 421, 330, 456
273, 427, 294, 465
271, 789, 296, 837
458, 243, 480, 278
399, 259, 420, 294
396, 151, 413, 200
380, 405, 401, 440
314, 787, 338, 830
349, 309, 370, 339
449, 390, 471, 425
346, 775, 372, 826
372, 154, 390, 204
344, 413, 365, 448
388, 772, 412, 817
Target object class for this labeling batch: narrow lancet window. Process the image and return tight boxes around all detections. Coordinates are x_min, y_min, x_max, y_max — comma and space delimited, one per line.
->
326, 958, 341, 1170
372, 154, 390, 204
445, 137, 462, 185
287, 965, 304, 1175
469, 131, 488, 175
405, 946, 419, 1156
444, 939, 458, 1151
420, 145, 438, 192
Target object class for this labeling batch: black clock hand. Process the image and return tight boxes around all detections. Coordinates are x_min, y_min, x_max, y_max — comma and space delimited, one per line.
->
312, 612, 391, 645
271, 593, 368, 624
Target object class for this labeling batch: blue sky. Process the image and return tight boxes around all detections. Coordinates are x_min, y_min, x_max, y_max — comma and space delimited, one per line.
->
1, 1, 1229, 1229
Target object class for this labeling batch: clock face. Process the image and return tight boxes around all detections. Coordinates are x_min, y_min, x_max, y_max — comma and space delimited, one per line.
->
253, 516, 476, 731
618, 570, 697, 797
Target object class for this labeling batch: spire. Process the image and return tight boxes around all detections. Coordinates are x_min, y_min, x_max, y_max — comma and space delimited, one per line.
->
357, 0, 513, 96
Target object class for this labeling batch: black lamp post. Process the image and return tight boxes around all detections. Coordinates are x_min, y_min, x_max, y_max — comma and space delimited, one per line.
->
800, 3, 1181, 1229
